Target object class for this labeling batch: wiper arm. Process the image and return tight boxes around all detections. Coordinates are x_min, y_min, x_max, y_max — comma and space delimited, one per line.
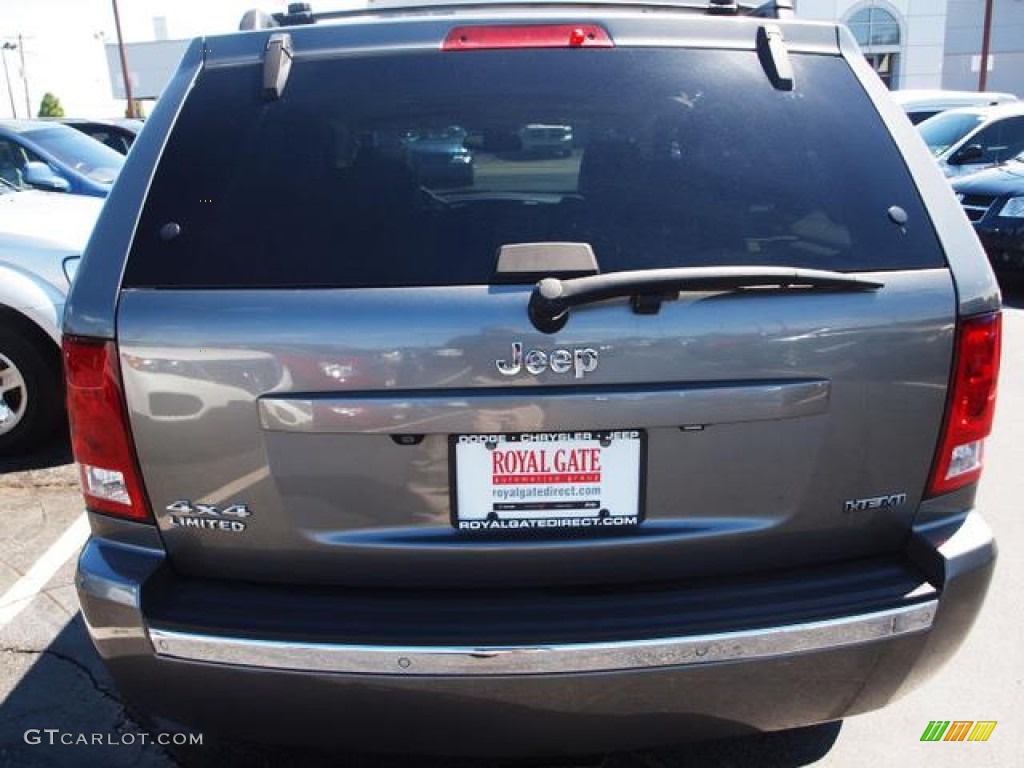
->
528, 266, 884, 333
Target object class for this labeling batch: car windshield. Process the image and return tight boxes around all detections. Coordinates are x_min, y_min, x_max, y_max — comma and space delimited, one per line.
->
918, 112, 986, 156
0, 176, 18, 194
24, 126, 124, 183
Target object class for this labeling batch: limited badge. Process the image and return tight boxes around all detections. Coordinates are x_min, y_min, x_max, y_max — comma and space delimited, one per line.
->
166, 500, 252, 532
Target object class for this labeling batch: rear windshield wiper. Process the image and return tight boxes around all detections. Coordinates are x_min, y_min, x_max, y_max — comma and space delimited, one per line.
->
528, 266, 884, 333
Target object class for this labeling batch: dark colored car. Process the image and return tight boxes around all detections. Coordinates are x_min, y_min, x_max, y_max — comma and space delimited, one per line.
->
0, 120, 124, 196
66, 0, 1001, 757
54, 118, 144, 155
953, 156, 1024, 274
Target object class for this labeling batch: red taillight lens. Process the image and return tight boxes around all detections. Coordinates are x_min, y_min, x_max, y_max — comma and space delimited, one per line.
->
926, 312, 1002, 497
442, 24, 614, 51
63, 337, 151, 522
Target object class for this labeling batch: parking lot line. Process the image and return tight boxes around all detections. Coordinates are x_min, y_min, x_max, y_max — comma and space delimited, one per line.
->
0, 513, 89, 628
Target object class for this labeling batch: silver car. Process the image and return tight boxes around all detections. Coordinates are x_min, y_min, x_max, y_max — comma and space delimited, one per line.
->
66, 0, 1001, 756
0, 178, 102, 453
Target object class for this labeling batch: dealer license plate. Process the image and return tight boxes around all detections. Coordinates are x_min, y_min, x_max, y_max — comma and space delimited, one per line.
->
451, 430, 644, 533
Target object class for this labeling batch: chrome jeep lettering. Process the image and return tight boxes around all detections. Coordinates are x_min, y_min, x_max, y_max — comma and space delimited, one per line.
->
495, 342, 599, 379
495, 343, 524, 376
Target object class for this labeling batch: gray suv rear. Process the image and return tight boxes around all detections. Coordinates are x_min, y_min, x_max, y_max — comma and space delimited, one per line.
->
66, 0, 1002, 756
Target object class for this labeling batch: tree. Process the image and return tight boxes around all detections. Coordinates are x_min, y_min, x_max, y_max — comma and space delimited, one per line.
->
37, 92, 65, 118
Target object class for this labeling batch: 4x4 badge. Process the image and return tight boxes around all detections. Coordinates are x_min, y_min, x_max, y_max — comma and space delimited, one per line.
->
167, 500, 251, 532
496, 342, 599, 379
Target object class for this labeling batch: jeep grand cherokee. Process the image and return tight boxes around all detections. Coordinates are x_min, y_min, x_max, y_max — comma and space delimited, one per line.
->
65, 0, 1002, 756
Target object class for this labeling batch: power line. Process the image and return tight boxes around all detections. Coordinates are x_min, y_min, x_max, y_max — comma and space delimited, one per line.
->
111, 0, 136, 118
17, 34, 30, 117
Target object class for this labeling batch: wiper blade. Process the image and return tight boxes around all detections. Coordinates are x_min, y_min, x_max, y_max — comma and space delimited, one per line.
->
528, 266, 884, 333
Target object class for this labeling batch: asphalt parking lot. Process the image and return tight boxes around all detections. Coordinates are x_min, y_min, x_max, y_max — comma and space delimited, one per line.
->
1, 285, 1022, 768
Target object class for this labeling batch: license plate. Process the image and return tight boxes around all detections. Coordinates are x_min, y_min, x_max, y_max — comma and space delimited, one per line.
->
450, 430, 644, 533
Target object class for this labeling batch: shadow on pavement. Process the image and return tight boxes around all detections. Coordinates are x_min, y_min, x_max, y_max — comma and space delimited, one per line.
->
0, 428, 72, 475
0, 615, 176, 768
152, 716, 843, 768
643, 722, 842, 767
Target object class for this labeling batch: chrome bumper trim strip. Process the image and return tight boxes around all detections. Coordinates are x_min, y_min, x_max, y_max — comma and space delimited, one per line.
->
149, 600, 935, 677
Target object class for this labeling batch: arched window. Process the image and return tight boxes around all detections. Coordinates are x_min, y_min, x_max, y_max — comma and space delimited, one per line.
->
845, 5, 902, 88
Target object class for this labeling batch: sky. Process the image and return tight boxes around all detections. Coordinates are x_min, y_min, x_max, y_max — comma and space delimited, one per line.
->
0, 0, 351, 117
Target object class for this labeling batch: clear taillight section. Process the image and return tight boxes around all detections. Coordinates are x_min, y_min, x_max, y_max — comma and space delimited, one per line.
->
926, 312, 1001, 497
63, 337, 151, 522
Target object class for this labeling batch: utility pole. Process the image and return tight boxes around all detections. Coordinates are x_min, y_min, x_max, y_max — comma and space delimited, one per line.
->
111, 0, 136, 118
16, 34, 29, 116
0, 43, 15, 118
979, 0, 994, 91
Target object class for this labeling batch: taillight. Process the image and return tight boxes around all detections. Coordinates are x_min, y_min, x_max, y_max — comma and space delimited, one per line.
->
442, 24, 614, 51
63, 337, 151, 522
926, 312, 1001, 497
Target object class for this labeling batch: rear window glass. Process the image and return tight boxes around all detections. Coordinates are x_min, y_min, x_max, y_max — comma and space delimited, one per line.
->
125, 48, 942, 289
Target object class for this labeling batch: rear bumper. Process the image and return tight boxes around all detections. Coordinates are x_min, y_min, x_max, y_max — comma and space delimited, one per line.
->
76, 510, 995, 756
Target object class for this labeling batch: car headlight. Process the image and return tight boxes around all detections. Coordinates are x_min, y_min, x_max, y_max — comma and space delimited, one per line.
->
998, 196, 1024, 218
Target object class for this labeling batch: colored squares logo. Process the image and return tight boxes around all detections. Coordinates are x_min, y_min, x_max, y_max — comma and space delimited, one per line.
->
921, 721, 997, 742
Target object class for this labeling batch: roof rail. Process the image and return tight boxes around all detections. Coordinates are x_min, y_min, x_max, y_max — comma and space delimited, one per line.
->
239, 1, 797, 30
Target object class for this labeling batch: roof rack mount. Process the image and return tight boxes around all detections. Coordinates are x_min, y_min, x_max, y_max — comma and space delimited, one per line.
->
757, 24, 793, 90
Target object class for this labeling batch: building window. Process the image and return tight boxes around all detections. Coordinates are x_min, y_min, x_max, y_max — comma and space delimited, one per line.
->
846, 5, 901, 88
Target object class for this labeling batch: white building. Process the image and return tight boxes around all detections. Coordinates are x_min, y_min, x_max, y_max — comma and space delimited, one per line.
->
797, 0, 949, 89
797, 0, 1023, 96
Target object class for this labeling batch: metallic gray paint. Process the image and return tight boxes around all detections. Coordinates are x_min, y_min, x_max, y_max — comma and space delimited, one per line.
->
115, 270, 955, 587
